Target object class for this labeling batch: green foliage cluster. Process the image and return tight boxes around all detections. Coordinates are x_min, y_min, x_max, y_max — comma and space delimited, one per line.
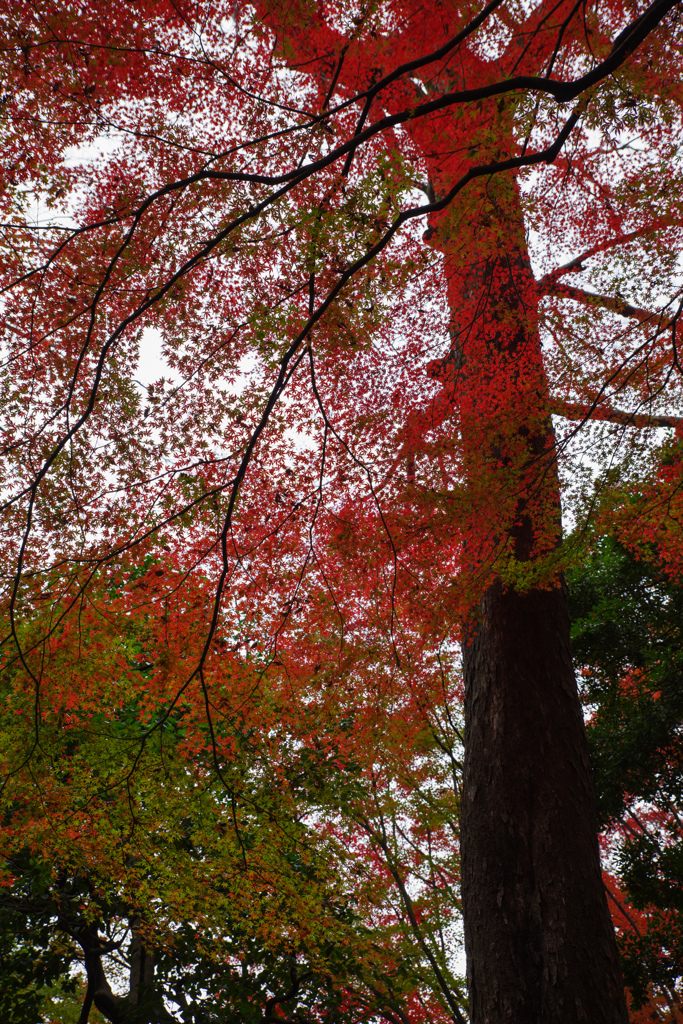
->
568, 539, 683, 1009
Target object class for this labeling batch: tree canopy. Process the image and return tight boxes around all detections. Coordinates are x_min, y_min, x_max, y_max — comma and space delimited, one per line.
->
1, 0, 682, 1021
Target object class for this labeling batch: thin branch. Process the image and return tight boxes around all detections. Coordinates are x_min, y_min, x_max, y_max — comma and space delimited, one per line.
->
551, 398, 683, 430
604, 882, 642, 937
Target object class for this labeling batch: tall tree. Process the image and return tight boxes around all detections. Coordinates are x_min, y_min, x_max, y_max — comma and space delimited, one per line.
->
1, 1, 682, 1021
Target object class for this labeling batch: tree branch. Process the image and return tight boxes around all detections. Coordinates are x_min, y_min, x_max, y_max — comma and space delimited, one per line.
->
76, 984, 94, 1024
604, 882, 643, 937
538, 220, 683, 286
551, 398, 683, 429
541, 280, 660, 323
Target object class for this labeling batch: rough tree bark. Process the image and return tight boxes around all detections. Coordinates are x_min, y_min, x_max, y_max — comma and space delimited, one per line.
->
461, 583, 628, 1023
444, 180, 629, 1023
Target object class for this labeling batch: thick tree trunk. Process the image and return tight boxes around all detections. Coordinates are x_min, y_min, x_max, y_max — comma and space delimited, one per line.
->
429, 168, 630, 1022
461, 581, 629, 1022
80, 918, 174, 1024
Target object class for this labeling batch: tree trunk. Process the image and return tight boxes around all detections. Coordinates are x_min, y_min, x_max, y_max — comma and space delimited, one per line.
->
461, 580, 629, 1022
441, 172, 629, 1022
80, 918, 174, 1024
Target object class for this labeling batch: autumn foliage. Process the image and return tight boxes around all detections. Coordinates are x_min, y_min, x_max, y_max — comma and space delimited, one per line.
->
1, 0, 683, 1021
